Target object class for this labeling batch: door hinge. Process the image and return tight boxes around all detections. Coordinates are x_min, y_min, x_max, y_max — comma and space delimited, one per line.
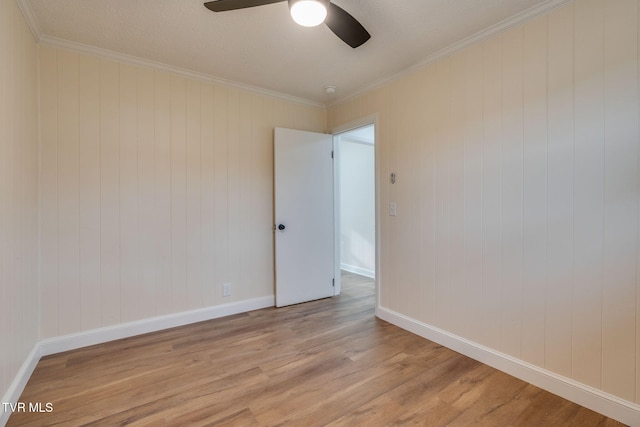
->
331, 150, 334, 159
332, 278, 335, 287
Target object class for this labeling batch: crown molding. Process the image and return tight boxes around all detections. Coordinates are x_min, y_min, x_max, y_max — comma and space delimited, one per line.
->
31, 33, 323, 109
15, 0, 42, 41
16, 0, 327, 109
17, 0, 324, 108
39, 36, 325, 109
328, 0, 574, 108
18, 0, 576, 114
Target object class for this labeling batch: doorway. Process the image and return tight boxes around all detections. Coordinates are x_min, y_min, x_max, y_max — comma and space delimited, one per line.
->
333, 124, 376, 295
274, 123, 377, 307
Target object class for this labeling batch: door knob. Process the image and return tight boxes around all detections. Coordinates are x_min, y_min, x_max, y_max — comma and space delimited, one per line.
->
278, 224, 286, 231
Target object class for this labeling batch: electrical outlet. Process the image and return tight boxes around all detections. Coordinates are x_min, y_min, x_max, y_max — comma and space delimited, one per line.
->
223, 283, 232, 297
389, 202, 397, 216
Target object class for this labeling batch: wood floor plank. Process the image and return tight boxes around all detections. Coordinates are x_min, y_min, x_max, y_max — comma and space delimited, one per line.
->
7, 272, 624, 426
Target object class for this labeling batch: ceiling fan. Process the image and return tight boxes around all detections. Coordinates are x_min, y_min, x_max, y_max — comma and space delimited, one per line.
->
203, 0, 371, 48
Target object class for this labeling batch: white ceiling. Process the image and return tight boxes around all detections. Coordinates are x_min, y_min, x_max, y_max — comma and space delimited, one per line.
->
23, 0, 567, 105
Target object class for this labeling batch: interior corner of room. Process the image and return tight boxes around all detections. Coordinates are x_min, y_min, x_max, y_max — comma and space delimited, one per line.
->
3, 0, 640, 425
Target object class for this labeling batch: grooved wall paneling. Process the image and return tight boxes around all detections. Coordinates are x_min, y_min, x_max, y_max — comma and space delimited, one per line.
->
0, 0, 39, 404
328, 0, 640, 405
7, 0, 640, 419
38, 45, 326, 338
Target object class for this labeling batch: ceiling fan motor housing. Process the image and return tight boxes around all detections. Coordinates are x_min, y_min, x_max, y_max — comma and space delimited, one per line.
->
204, 0, 370, 48
288, 0, 330, 27
287, 0, 330, 8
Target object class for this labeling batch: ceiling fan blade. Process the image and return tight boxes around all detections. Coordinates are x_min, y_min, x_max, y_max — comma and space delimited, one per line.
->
325, 2, 370, 48
204, 0, 285, 12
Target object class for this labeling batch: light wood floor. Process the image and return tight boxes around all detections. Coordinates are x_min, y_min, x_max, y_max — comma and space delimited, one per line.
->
9, 272, 624, 426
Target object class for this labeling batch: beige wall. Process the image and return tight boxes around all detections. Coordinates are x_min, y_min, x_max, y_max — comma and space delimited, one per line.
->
329, 0, 640, 405
38, 45, 326, 338
0, 0, 39, 401
6, 0, 640, 414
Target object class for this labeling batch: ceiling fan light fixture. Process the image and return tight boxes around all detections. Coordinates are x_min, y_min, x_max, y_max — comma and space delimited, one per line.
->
289, 0, 328, 27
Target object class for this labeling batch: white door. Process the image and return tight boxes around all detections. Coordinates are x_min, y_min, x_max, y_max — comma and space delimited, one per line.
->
274, 127, 335, 307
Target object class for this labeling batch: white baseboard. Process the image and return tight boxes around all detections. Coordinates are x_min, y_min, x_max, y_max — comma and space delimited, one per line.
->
1, 344, 41, 426
8, 299, 635, 425
376, 307, 640, 426
39, 296, 275, 356
1, 296, 274, 426
340, 263, 375, 279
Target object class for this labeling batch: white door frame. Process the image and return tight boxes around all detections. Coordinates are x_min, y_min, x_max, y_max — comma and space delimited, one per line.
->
331, 114, 380, 312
